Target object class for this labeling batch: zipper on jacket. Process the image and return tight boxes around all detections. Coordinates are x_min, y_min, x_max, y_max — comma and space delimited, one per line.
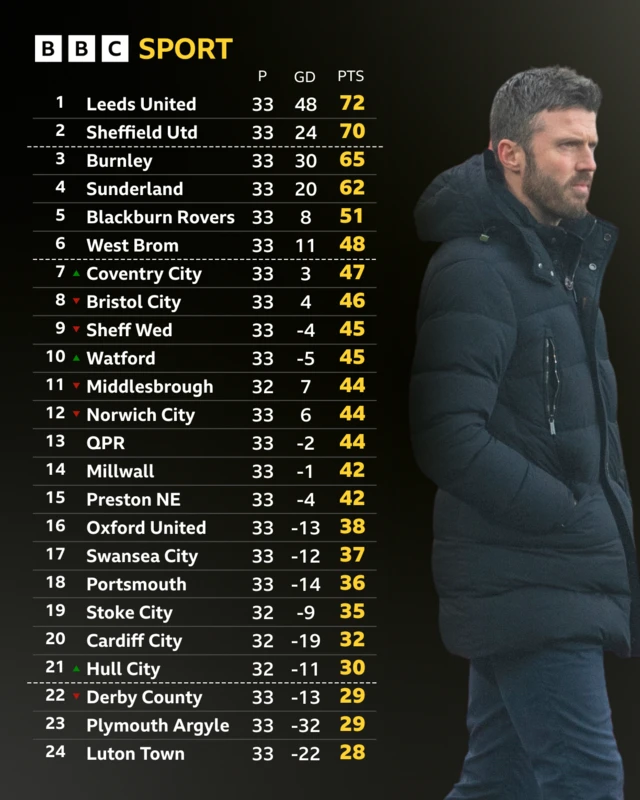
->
563, 220, 596, 304
544, 336, 560, 435
563, 257, 580, 303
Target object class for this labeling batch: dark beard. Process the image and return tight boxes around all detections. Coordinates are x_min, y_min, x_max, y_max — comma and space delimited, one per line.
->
522, 150, 590, 222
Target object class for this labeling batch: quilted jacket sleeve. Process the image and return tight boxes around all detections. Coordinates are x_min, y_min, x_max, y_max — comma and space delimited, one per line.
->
409, 256, 576, 532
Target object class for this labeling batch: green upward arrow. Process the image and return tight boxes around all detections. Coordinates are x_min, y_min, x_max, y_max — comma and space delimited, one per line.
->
72, 665, 80, 673
73, 355, 80, 362
72, 270, 80, 277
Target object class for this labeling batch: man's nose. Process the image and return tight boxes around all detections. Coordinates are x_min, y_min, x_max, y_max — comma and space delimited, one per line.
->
577, 148, 597, 173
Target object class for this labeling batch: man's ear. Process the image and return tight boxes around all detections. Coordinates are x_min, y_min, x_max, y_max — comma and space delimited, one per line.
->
496, 139, 525, 175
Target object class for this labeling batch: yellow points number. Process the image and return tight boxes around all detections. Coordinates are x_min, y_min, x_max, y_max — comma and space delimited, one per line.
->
340, 292, 365, 308
339, 489, 365, 506
340, 546, 365, 562
340, 179, 365, 195
340, 630, 365, 647
340, 686, 366, 703
339, 349, 365, 365
340, 658, 366, 675
340, 574, 365, 590
339, 320, 365, 336
339, 151, 365, 167
340, 602, 365, 618
339, 432, 366, 448
340, 715, 366, 732
340, 263, 365, 280
339, 378, 366, 394
339, 378, 366, 395
339, 236, 366, 252
340, 743, 366, 760
340, 208, 363, 224
339, 462, 365, 478
340, 122, 366, 139
339, 406, 366, 422
340, 517, 366, 534
340, 95, 365, 111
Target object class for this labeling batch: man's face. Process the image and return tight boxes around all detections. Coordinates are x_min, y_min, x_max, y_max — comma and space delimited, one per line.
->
521, 108, 598, 222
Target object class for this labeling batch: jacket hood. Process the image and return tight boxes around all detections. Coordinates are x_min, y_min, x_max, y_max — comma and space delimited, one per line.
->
414, 148, 599, 245
414, 149, 502, 243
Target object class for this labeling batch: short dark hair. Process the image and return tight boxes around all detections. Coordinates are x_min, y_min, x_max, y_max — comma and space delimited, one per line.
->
489, 66, 602, 153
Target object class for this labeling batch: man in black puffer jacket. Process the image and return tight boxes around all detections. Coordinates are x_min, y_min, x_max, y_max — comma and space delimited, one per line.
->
410, 66, 640, 799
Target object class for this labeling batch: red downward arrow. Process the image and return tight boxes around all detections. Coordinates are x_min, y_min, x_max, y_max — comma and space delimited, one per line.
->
73, 382, 80, 389
73, 410, 80, 417
73, 325, 80, 332
73, 297, 81, 304
73, 693, 80, 700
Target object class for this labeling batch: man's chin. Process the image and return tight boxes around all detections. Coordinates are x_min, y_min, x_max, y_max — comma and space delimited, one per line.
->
557, 199, 589, 220
564, 206, 589, 220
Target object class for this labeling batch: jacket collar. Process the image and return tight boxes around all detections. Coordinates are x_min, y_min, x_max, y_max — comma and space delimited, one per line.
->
482, 149, 618, 285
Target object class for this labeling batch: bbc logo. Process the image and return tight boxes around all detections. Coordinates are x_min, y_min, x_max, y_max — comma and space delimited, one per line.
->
34, 35, 129, 62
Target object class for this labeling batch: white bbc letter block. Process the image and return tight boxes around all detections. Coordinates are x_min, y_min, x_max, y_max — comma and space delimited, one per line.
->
101, 35, 129, 62
35, 35, 62, 62
68, 35, 96, 62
